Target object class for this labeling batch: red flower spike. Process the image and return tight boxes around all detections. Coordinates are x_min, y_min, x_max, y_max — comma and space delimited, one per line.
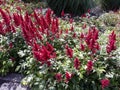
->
0, 8, 10, 25
13, 13, 21, 26
100, 79, 110, 89
45, 8, 52, 25
80, 33, 84, 39
55, 73, 62, 82
86, 60, 93, 74
69, 18, 73, 24
82, 23, 87, 29
106, 31, 116, 54
80, 43, 85, 51
61, 10, 64, 16
65, 72, 72, 83
74, 58, 80, 70
66, 46, 73, 58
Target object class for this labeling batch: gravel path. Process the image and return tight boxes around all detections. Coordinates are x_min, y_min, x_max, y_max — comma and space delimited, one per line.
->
0, 73, 30, 90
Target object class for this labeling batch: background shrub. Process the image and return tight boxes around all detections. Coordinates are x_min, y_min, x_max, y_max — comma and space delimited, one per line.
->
101, 0, 120, 11
47, 0, 95, 16
22, 0, 43, 3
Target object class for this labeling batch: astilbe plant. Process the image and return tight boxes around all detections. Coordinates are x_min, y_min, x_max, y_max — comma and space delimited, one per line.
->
0, 8, 29, 76
17, 9, 120, 90
0, 7, 120, 90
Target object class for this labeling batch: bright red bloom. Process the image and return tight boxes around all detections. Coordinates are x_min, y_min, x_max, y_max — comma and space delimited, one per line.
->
33, 43, 56, 66
70, 25, 74, 31
13, 13, 21, 26
73, 32, 76, 38
45, 8, 52, 25
69, 18, 73, 24
82, 23, 87, 29
86, 60, 93, 73
0, 21, 5, 35
100, 79, 110, 89
74, 58, 80, 70
55, 73, 62, 82
61, 10, 64, 16
0, 8, 10, 25
65, 72, 72, 83
80, 43, 85, 51
65, 46, 73, 58
80, 33, 84, 39
9, 42, 13, 49
106, 31, 116, 54
85, 27, 99, 53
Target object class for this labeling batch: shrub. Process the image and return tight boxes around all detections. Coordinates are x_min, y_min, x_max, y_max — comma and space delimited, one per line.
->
47, 0, 95, 16
22, 0, 43, 3
101, 0, 120, 11
99, 12, 120, 26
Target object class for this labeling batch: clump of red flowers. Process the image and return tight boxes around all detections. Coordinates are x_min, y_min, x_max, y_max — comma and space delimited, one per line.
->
85, 26, 100, 54
100, 78, 110, 89
32, 42, 56, 66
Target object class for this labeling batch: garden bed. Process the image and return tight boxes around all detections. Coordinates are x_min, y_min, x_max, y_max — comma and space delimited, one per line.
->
0, 0, 120, 90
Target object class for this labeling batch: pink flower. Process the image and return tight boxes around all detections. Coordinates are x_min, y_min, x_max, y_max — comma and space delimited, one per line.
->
74, 58, 80, 70
65, 72, 72, 83
100, 79, 110, 89
55, 73, 62, 82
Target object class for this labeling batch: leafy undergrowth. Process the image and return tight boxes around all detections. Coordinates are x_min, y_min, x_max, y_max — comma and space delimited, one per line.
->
0, 0, 120, 90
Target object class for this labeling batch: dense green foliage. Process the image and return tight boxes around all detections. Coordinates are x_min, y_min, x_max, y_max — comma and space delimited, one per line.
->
22, 0, 43, 3
47, 0, 95, 16
101, 0, 120, 11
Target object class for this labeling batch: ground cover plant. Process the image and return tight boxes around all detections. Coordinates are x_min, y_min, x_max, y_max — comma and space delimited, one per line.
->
0, 0, 120, 90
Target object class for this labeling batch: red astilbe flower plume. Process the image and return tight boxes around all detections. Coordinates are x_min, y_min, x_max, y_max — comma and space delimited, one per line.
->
86, 60, 93, 74
45, 8, 52, 25
74, 57, 81, 70
65, 71, 72, 83
106, 31, 116, 54
61, 10, 64, 16
65, 45, 73, 58
100, 78, 110, 89
80, 43, 85, 51
80, 32, 84, 39
0, 8, 10, 25
33, 42, 56, 66
0, 21, 5, 35
85, 27, 100, 53
55, 73, 62, 82
13, 13, 21, 26
33, 10, 41, 25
